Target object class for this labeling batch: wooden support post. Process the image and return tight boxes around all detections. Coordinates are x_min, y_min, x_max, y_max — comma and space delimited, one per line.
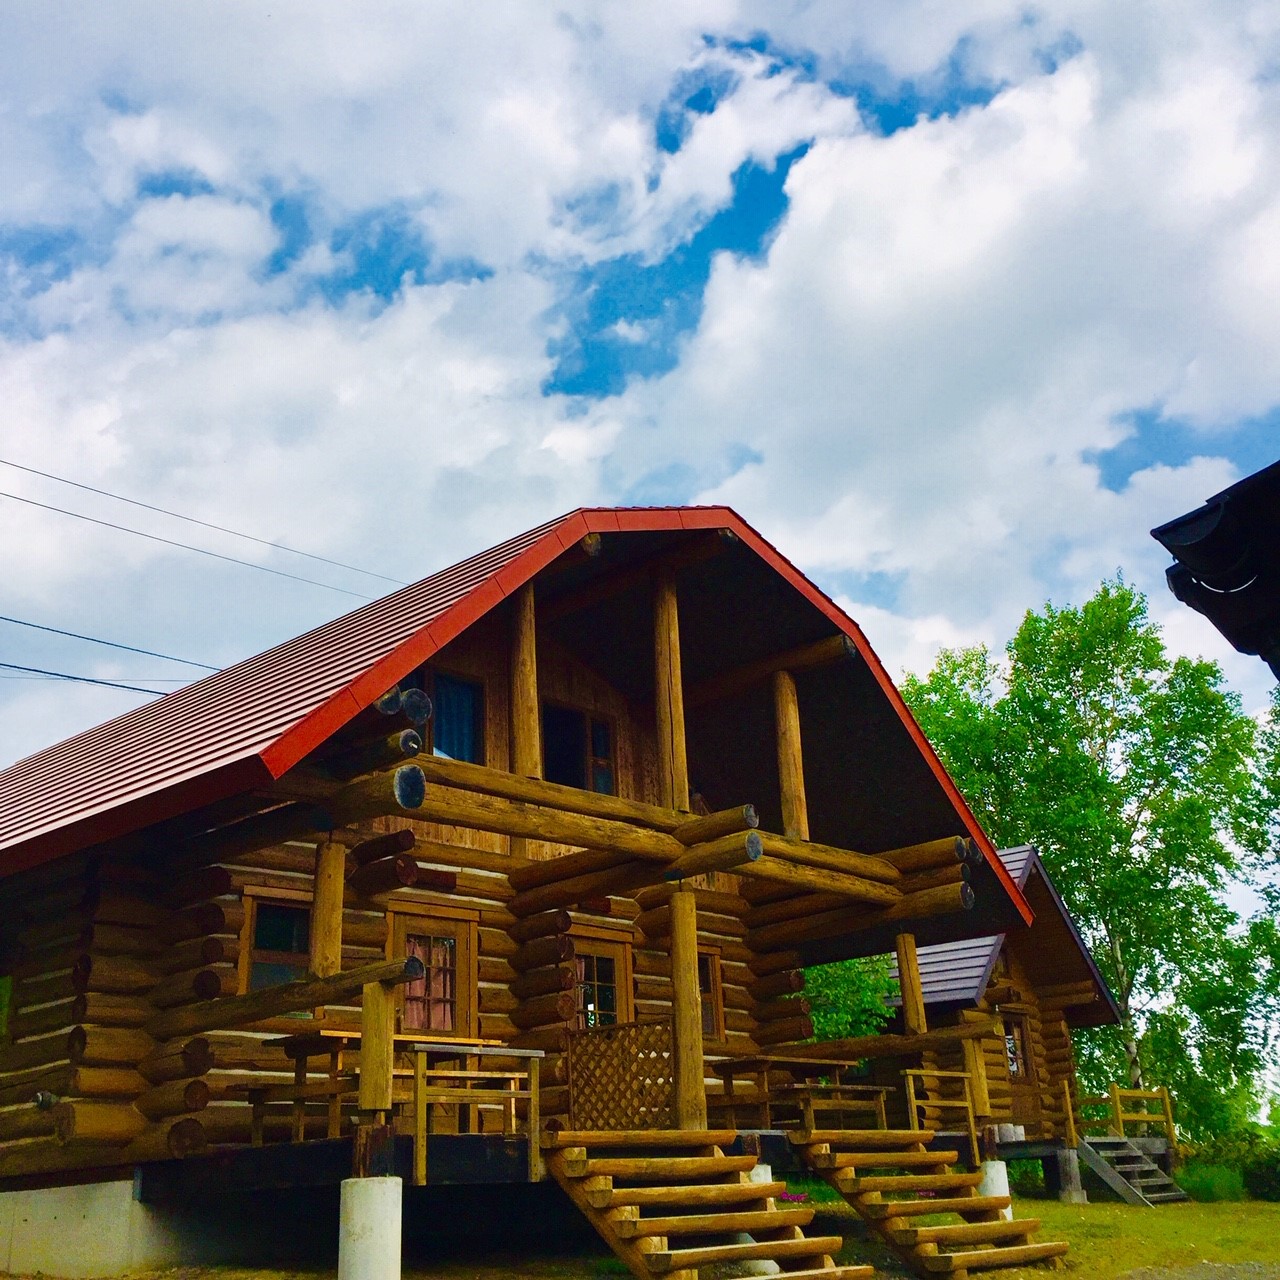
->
895, 932, 928, 1036
962, 1035, 991, 1121
511, 582, 542, 861
653, 573, 690, 813
310, 840, 346, 979
1063, 1078, 1079, 1149
772, 670, 809, 840
1109, 1081, 1123, 1136
670, 887, 706, 1129
527, 1055, 542, 1181
359, 978, 396, 1118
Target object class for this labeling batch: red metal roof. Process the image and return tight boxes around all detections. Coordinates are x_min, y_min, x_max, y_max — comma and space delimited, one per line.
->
0, 506, 1031, 923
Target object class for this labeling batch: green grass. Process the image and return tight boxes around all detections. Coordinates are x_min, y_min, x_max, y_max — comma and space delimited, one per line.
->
1177, 1161, 1248, 1202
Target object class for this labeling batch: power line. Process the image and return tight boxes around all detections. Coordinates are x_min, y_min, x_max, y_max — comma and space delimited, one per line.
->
0, 456, 406, 586
0, 490, 374, 600
0, 662, 168, 696
0, 615, 219, 671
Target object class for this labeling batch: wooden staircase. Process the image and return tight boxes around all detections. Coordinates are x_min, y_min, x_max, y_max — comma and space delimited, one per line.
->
1079, 1136, 1189, 1205
790, 1129, 1069, 1279
544, 1129, 871, 1280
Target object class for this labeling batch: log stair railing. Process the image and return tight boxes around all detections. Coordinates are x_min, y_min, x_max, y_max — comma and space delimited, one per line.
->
789, 1128, 1069, 1279
544, 1128, 871, 1280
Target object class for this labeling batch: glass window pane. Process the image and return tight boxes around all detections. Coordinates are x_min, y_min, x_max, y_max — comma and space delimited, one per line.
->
543, 704, 587, 789
249, 961, 307, 991
254, 903, 309, 953
590, 719, 611, 760
434, 674, 482, 763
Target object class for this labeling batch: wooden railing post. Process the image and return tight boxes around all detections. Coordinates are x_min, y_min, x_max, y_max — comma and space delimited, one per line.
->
654, 572, 690, 812
1108, 1081, 1123, 1136
904, 1071, 920, 1132
359, 979, 396, 1120
670, 887, 707, 1128
527, 1056, 542, 1181
1160, 1086, 1178, 1158
1063, 1078, 1078, 1149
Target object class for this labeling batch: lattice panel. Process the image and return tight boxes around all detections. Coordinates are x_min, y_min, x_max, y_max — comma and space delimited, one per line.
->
567, 1019, 674, 1130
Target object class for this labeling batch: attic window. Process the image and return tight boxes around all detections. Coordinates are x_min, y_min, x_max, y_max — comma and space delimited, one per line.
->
431, 673, 484, 763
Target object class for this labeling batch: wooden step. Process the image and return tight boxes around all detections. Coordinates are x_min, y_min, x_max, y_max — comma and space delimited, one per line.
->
615, 1206, 814, 1238
813, 1149, 959, 1170
591, 1180, 787, 1209
791, 1128, 936, 1148
891, 1219, 1039, 1248
920, 1240, 1070, 1272
645, 1233, 844, 1274
860, 1194, 1011, 1220
563, 1154, 758, 1180
836, 1170, 984, 1195
754, 1269, 873, 1280
542, 1129, 737, 1149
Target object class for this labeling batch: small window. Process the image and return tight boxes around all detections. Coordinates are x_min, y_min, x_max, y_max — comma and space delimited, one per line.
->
577, 952, 619, 1028
247, 901, 310, 992
543, 704, 615, 794
432, 673, 484, 763
697, 951, 724, 1041
391, 913, 476, 1038
1005, 1018, 1029, 1078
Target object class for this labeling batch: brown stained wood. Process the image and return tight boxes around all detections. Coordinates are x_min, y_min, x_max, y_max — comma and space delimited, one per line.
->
874, 835, 976, 874
896, 933, 928, 1036
348, 828, 416, 867
51, 1100, 142, 1145
175, 804, 329, 875
653, 572, 690, 813
897, 863, 971, 896
479, 956, 518, 986
673, 805, 759, 846
0, 1109, 58, 1143
663, 831, 762, 882
0, 1033, 77, 1074
68, 1067, 150, 1098
510, 990, 577, 1031
744, 891, 848, 930
346, 853, 421, 897
147, 956, 423, 1041
92, 892, 168, 930
76, 953, 158, 996
11, 1000, 77, 1040
509, 847, 635, 892
135, 1077, 210, 1121
773, 669, 810, 841
747, 881, 975, 951
137, 1037, 214, 1086
148, 967, 235, 1009
308, 840, 347, 978
739, 855, 901, 906
685, 633, 857, 709
83, 922, 164, 957
670, 888, 706, 1129
754, 1015, 815, 1046
754, 833, 901, 885
358, 982, 396, 1114
68, 1026, 157, 1067
508, 860, 658, 919
72, 992, 154, 1028
508, 909, 573, 946
342, 915, 390, 949
0, 1066, 74, 1108
780, 1019, 1000, 1062
511, 934, 575, 973
152, 935, 232, 977
754, 996, 812, 1023
159, 900, 245, 945
633, 884, 748, 917
510, 581, 543, 780
327, 729, 422, 782
746, 948, 804, 978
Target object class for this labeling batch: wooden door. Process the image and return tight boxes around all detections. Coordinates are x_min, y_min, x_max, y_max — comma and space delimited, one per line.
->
1004, 1015, 1042, 1130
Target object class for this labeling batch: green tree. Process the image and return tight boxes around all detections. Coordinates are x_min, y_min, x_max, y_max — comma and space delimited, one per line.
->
805, 956, 897, 1041
900, 580, 1277, 1135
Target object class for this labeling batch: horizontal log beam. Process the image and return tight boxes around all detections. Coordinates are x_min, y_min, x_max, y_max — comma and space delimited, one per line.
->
738, 855, 902, 906
326, 729, 422, 782
755, 833, 900, 885
146, 957, 424, 1040
780, 1019, 1001, 1061
684, 634, 858, 709
664, 831, 762, 881
673, 806, 759, 847
874, 835, 979, 874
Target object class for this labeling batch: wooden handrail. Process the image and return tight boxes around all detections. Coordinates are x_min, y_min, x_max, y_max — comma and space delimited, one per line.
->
1080, 1083, 1177, 1149
901, 1068, 979, 1166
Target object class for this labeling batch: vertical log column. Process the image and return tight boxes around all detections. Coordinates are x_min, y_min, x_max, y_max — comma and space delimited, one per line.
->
895, 931, 928, 1036
510, 582, 542, 860
772, 669, 809, 840
670, 887, 707, 1129
653, 572, 690, 813
311, 840, 347, 978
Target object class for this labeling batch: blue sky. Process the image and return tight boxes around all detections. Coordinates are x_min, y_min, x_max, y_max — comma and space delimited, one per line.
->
0, 2, 1278, 776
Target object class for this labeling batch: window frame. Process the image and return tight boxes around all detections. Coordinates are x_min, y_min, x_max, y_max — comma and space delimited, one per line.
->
569, 925, 634, 1029
238, 885, 313, 1003
697, 946, 726, 1043
386, 901, 479, 1039
424, 667, 487, 765
540, 700, 618, 796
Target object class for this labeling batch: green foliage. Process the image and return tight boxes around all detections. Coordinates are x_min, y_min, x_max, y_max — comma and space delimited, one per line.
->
1243, 1145, 1280, 1201
1177, 1162, 1247, 1201
804, 955, 896, 1041
900, 578, 1280, 1139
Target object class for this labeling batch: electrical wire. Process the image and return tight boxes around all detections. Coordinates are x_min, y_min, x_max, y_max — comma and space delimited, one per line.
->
0, 614, 219, 671
0, 490, 374, 600
0, 456, 406, 586
0, 662, 169, 696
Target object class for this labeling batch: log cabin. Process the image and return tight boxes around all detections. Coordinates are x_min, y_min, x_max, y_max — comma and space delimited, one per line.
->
0, 506, 1073, 1279
887, 845, 1120, 1144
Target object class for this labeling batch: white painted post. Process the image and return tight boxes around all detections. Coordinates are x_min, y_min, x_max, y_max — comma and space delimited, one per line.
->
978, 1160, 1014, 1221
339, 1176, 402, 1280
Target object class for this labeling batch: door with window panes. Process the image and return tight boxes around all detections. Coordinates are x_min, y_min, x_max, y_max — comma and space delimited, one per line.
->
1004, 1013, 1042, 1128
392, 914, 475, 1036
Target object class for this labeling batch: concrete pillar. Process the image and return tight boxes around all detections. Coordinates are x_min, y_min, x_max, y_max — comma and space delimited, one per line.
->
1043, 1147, 1088, 1204
339, 1176, 402, 1280
977, 1160, 1014, 1221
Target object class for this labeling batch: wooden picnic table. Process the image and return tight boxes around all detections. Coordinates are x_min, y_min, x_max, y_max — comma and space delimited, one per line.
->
710, 1053, 889, 1130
